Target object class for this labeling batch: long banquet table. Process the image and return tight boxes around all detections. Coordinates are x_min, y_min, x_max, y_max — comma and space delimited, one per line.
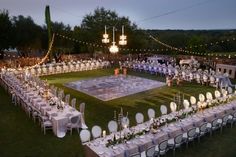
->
85, 100, 236, 157
1, 73, 82, 138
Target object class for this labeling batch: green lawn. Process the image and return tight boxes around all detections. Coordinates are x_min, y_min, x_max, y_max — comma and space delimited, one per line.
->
0, 69, 236, 157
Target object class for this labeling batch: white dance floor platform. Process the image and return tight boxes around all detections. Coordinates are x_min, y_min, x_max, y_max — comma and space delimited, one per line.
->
64, 75, 165, 101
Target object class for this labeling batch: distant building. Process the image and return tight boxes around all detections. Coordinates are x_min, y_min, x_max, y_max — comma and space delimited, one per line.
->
216, 64, 236, 79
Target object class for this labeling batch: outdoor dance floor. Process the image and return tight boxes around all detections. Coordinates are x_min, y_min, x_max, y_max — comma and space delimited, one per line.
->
64, 75, 165, 101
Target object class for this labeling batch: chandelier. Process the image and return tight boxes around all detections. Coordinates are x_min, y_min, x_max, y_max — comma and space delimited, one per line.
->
109, 27, 119, 53
102, 25, 127, 54
102, 26, 109, 44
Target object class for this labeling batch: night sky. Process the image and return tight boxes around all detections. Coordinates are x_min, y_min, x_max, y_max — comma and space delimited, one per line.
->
1, 0, 236, 30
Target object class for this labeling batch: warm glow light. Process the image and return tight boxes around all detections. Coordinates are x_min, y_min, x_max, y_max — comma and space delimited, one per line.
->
119, 26, 127, 46
109, 42, 119, 53
102, 26, 109, 44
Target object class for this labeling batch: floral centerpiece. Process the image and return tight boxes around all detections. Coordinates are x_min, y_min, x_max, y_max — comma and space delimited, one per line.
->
57, 101, 65, 111
150, 119, 160, 134
49, 97, 57, 106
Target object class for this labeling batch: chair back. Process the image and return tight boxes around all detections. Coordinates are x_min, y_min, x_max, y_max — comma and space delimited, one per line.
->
183, 99, 190, 110
65, 94, 70, 104
199, 122, 207, 133
228, 87, 233, 94
80, 129, 91, 144
170, 102, 177, 112
215, 90, 221, 98
147, 108, 155, 119
212, 118, 219, 127
233, 111, 236, 118
135, 113, 144, 124
160, 105, 167, 115
108, 120, 118, 133
174, 134, 183, 144
159, 140, 168, 151
91, 125, 102, 139
71, 116, 79, 125
190, 96, 196, 105
222, 115, 229, 123
146, 145, 156, 157
206, 92, 213, 100
71, 98, 76, 108
187, 128, 196, 138
199, 94, 205, 102
80, 102, 85, 114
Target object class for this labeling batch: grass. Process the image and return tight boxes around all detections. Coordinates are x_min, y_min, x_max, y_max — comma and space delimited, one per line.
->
0, 68, 236, 157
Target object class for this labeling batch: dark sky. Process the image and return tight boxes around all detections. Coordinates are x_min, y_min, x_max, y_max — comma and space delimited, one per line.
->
1, 0, 236, 30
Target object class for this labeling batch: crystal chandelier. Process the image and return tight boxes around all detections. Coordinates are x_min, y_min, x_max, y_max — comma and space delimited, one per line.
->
109, 27, 119, 53
119, 25, 127, 46
102, 25, 109, 44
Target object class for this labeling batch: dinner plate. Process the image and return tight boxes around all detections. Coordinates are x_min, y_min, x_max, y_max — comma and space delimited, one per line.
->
98, 151, 104, 155
126, 141, 131, 144
139, 135, 144, 139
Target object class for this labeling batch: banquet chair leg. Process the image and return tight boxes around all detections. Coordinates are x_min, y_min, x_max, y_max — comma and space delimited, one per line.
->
44, 127, 46, 135
173, 148, 176, 157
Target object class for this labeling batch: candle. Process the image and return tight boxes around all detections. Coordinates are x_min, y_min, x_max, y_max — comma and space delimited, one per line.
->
102, 130, 106, 137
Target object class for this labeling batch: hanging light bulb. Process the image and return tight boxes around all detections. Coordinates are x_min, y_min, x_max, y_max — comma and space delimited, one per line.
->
119, 25, 127, 46
109, 27, 119, 53
102, 25, 109, 44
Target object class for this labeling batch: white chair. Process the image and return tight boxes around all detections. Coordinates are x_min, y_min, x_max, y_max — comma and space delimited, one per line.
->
67, 116, 80, 135
91, 125, 102, 139
196, 122, 210, 142
80, 102, 88, 129
147, 108, 155, 119
168, 134, 184, 156
183, 99, 190, 110
215, 90, 221, 102
39, 115, 52, 135
80, 129, 91, 144
135, 113, 144, 124
71, 98, 76, 108
64, 94, 70, 105
183, 127, 197, 147
160, 105, 167, 115
211, 118, 222, 135
108, 120, 118, 133
190, 96, 197, 106
221, 89, 228, 102
227, 87, 233, 99
145, 145, 156, 157
156, 140, 169, 156
170, 102, 177, 112
206, 92, 213, 106
199, 93, 205, 102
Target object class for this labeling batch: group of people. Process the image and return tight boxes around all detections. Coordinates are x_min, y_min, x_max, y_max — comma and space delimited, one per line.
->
166, 75, 182, 86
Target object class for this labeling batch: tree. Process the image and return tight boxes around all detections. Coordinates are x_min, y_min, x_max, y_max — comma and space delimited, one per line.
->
12, 15, 43, 57
79, 7, 139, 54
0, 10, 13, 59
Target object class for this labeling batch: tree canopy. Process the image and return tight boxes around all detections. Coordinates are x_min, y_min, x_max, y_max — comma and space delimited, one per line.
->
0, 7, 236, 60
